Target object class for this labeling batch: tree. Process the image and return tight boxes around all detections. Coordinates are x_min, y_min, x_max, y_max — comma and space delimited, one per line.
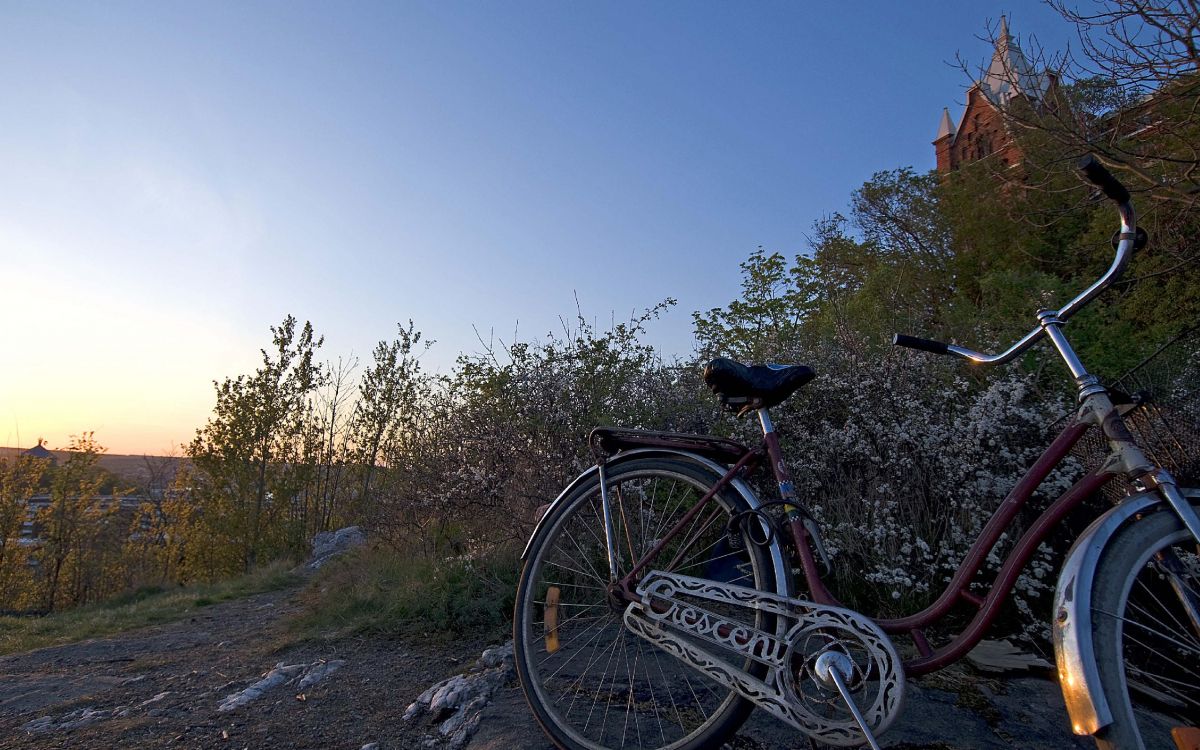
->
33, 434, 122, 611
188, 315, 325, 573
349, 321, 432, 519
694, 250, 812, 361
0, 453, 47, 608
695, 169, 954, 360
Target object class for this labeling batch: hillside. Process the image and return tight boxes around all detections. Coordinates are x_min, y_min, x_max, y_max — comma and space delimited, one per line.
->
0, 447, 187, 488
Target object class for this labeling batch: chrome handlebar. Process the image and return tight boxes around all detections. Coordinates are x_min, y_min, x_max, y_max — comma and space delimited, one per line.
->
895, 156, 1138, 366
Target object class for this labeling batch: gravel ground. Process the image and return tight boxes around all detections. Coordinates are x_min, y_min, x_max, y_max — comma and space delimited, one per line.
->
0, 584, 1099, 750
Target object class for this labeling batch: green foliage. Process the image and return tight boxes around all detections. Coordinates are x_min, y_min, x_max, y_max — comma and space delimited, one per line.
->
187, 315, 326, 575
0, 454, 46, 608
696, 168, 955, 361
350, 321, 432, 518
30, 434, 130, 612
295, 545, 518, 640
694, 250, 811, 361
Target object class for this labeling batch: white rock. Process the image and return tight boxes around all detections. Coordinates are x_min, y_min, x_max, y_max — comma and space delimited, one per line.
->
298, 659, 346, 689
309, 526, 366, 569
217, 662, 305, 712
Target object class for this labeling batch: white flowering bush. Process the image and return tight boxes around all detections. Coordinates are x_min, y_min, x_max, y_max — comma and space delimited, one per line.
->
718, 334, 1082, 641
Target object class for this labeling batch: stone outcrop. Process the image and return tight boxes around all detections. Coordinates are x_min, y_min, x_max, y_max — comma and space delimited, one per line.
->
404, 641, 515, 749
307, 526, 366, 570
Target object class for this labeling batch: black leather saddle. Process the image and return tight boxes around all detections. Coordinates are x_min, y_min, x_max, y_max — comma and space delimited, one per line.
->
702, 357, 815, 411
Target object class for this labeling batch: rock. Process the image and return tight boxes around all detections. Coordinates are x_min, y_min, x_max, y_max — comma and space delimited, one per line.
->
308, 526, 366, 570
448, 708, 484, 749
138, 691, 171, 708
298, 659, 346, 689
361, 744, 379, 750
21, 707, 111, 733
217, 663, 306, 713
20, 716, 55, 733
967, 639, 1053, 674
440, 695, 487, 736
405, 640, 516, 749
217, 658, 348, 712
479, 642, 512, 670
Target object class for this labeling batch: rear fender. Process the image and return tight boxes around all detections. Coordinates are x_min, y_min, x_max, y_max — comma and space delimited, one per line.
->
520, 448, 793, 599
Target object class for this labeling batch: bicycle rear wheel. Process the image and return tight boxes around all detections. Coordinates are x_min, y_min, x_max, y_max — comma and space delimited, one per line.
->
1089, 499, 1200, 750
513, 456, 781, 750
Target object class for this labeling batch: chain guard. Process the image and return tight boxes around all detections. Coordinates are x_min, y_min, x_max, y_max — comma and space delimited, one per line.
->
624, 571, 905, 747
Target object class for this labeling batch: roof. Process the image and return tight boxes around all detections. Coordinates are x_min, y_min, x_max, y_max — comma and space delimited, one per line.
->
22, 442, 53, 460
936, 108, 956, 141
980, 15, 1051, 106
936, 16, 1053, 146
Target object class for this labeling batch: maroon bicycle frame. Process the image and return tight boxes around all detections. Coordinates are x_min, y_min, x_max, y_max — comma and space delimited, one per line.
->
615, 417, 1118, 677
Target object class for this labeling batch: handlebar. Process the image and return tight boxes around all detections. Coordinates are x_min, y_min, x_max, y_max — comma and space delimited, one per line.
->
893, 155, 1138, 365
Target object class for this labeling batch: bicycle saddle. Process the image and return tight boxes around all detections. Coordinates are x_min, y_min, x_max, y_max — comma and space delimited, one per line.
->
703, 358, 815, 410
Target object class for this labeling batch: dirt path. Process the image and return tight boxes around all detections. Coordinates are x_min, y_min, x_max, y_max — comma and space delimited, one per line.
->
0, 586, 486, 750
0, 585, 1096, 750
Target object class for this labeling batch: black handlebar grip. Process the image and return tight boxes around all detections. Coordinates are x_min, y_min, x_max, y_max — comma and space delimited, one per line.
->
1077, 154, 1130, 204
892, 334, 950, 355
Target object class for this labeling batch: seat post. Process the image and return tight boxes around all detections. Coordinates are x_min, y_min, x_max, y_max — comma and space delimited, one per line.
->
757, 408, 775, 436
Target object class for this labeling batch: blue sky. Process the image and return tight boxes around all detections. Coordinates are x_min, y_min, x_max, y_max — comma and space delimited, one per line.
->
1, 1, 1075, 453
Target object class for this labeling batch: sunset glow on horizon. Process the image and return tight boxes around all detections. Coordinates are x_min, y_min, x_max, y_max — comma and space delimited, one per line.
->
1, 1, 1073, 456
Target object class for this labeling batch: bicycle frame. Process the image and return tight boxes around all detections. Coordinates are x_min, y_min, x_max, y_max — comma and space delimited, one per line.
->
601, 167, 1200, 681
607, 411, 1112, 677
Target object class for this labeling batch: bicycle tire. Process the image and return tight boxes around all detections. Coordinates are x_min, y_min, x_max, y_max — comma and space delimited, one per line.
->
513, 456, 782, 750
1088, 499, 1200, 750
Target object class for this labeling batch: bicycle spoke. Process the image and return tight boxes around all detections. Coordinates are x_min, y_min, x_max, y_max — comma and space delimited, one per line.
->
1132, 571, 1200, 646
1101, 606, 1200, 657
517, 460, 772, 749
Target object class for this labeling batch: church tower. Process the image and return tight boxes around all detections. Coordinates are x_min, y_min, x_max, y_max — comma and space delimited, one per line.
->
934, 17, 1055, 174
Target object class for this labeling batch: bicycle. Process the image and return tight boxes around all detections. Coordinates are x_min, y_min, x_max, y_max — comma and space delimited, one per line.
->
512, 156, 1200, 750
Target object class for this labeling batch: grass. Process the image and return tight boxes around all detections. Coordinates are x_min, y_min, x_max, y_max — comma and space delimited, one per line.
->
293, 544, 520, 642
0, 561, 300, 656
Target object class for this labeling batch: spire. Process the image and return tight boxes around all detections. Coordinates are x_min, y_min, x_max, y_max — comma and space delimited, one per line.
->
935, 108, 956, 141
982, 15, 1049, 104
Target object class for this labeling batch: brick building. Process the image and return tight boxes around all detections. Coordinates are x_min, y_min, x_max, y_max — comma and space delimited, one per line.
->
934, 17, 1056, 173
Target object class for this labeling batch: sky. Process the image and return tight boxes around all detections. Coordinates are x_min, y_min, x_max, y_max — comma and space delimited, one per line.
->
0, 1, 1076, 455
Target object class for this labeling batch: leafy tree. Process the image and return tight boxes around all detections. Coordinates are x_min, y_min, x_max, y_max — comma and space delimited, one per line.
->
0, 453, 47, 608
694, 250, 812, 361
32, 434, 122, 611
350, 321, 432, 519
188, 315, 325, 574
696, 169, 952, 361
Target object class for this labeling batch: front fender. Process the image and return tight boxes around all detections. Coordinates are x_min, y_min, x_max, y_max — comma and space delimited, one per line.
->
520, 448, 794, 600
1053, 487, 1200, 735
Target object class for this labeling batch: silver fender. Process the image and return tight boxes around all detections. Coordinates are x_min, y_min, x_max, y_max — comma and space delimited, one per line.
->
520, 448, 794, 600
1053, 486, 1200, 735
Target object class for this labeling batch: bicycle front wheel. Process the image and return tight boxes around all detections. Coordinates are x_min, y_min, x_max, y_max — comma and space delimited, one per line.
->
1089, 499, 1200, 750
514, 456, 781, 750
